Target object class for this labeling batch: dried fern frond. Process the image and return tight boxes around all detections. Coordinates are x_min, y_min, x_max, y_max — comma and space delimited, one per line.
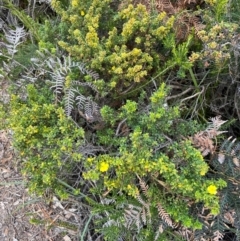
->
189, 132, 215, 156
157, 203, 175, 228
124, 204, 147, 233
174, 227, 194, 241
155, 0, 176, 14
137, 176, 149, 198
190, 116, 227, 156
207, 116, 227, 132
136, 194, 151, 221
213, 230, 224, 241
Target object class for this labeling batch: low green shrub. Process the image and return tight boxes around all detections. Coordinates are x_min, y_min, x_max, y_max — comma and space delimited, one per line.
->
50, 0, 195, 96
8, 84, 84, 198
83, 84, 226, 239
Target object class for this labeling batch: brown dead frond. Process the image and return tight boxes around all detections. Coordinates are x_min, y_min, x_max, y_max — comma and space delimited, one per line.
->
137, 175, 149, 198
174, 227, 195, 241
189, 116, 227, 156
157, 203, 176, 228
155, 0, 176, 14
189, 131, 215, 156
213, 230, 224, 241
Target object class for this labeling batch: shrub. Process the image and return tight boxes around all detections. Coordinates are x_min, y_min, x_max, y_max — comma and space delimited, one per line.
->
50, 0, 195, 95
8, 84, 84, 198
1, 0, 240, 240
83, 84, 226, 240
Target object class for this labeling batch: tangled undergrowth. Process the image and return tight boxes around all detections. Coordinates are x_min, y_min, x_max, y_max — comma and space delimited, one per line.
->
0, 0, 240, 240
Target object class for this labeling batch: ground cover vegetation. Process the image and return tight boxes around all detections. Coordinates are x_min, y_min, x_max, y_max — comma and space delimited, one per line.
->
0, 0, 240, 240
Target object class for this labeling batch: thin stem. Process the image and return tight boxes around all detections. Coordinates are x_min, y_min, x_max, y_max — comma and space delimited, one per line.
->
189, 67, 199, 91
80, 213, 94, 241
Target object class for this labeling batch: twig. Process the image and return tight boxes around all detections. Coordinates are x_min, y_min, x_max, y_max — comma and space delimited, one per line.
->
180, 86, 204, 103
115, 118, 127, 136
166, 87, 193, 101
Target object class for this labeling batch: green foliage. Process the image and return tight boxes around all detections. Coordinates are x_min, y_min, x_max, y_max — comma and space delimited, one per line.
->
50, 0, 193, 95
3, 0, 40, 41
1, 0, 240, 240
37, 19, 69, 53
83, 84, 226, 237
206, 0, 229, 21
8, 85, 84, 198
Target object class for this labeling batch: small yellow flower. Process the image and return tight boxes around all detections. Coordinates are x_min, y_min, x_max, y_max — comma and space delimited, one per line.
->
99, 162, 109, 172
207, 185, 217, 195
81, 10, 85, 16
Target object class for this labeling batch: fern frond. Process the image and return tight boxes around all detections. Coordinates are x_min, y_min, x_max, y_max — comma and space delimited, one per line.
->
190, 116, 227, 156
124, 204, 149, 233
72, 80, 98, 92
38, 0, 51, 4
216, 137, 240, 166
189, 132, 215, 156
64, 87, 76, 117
82, 97, 101, 122
49, 71, 65, 96
213, 230, 224, 241
154, 225, 164, 241
137, 176, 149, 198
210, 218, 229, 236
157, 203, 174, 228
208, 115, 227, 131
3, 26, 27, 57
78, 63, 99, 80
75, 92, 87, 110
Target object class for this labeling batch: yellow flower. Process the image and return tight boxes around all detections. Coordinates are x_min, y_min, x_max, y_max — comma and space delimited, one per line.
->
81, 10, 85, 16
207, 185, 217, 195
99, 162, 109, 172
